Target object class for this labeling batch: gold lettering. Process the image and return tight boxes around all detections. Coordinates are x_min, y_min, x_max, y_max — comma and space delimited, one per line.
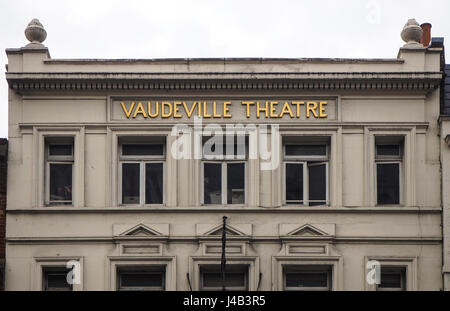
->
279, 101, 294, 118
270, 101, 279, 118
161, 102, 173, 118
223, 102, 232, 118
121, 101, 135, 118
203, 101, 211, 118
306, 101, 319, 118
257, 101, 269, 118
133, 102, 148, 118
242, 101, 255, 118
183, 101, 197, 118
292, 102, 304, 118
173, 102, 182, 118
319, 101, 328, 118
213, 101, 221, 118
148, 101, 159, 118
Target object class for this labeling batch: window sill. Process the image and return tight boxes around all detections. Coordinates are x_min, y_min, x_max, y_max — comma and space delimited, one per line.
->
6, 206, 441, 214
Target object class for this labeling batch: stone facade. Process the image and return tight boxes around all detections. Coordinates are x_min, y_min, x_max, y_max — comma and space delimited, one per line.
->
3, 20, 448, 291
0, 138, 7, 291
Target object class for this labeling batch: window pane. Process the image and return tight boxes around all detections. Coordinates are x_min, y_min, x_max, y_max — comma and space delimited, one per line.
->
286, 272, 328, 288
377, 163, 400, 204
227, 163, 245, 204
204, 163, 222, 204
122, 144, 164, 156
49, 144, 73, 156
43, 268, 72, 291
122, 163, 140, 204
200, 265, 248, 290
145, 163, 163, 204
49, 164, 72, 202
285, 163, 303, 203
203, 272, 246, 287
379, 267, 406, 290
285, 145, 326, 156
309, 164, 326, 205
120, 273, 164, 288
376, 145, 400, 157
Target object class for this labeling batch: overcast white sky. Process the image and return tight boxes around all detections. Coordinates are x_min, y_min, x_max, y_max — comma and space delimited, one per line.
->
1, 0, 449, 138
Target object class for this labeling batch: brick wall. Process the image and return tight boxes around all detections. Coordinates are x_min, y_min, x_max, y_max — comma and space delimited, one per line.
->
0, 138, 7, 291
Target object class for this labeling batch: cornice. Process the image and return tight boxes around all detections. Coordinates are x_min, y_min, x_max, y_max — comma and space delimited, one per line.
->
6, 71, 442, 93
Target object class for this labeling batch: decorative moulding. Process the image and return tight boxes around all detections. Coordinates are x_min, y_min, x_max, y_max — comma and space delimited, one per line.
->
113, 223, 170, 237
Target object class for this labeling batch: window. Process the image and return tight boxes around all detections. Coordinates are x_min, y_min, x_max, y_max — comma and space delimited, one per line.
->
43, 267, 72, 291
376, 266, 406, 291
117, 266, 166, 291
200, 265, 248, 291
283, 265, 332, 291
119, 137, 165, 205
283, 138, 329, 206
375, 137, 404, 205
202, 136, 247, 205
45, 138, 74, 205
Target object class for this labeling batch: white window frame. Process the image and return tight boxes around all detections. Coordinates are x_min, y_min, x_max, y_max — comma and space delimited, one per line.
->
282, 143, 330, 206
375, 142, 404, 206
118, 142, 166, 206
45, 140, 74, 206
201, 136, 248, 206
283, 265, 332, 291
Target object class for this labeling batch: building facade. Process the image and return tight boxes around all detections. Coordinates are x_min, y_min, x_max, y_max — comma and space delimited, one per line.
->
4, 19, 448, 291
0, 138, 7, 291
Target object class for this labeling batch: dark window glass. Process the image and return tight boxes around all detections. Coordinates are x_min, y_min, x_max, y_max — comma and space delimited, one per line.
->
49, 164, 72, 202
145, 163, 163, 204
200, 265, 248, 290
203, 138, 246, 158
309, 164, 327, 206
204, 163, 222, 204
122, 163, 140, 204
378, 267, 406, 290
227, 163, 245, 204
122, 144, 164, 156
377, 163, 400, 204
285, 145, 327, 156
49, 144, 73, 156
284, 266, 332, 291
117, 266, 165, 291
285, 163, 303, 203
285, 272, 328, 288
43, 268, 72, 291
376, 145, 401, 157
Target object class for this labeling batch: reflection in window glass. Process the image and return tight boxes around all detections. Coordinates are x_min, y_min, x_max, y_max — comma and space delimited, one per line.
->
145, 163, 163, 204
200, 265, 248, 291
285, 163, 303, 203
204, 163, 222, 204
49, 164, 72, 202
122, 163, 140, 204
227, 163, 245, 204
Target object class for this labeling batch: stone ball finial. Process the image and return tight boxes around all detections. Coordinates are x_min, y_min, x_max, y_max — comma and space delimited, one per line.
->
24, 18, 47, 46
401, 18, 424, 48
